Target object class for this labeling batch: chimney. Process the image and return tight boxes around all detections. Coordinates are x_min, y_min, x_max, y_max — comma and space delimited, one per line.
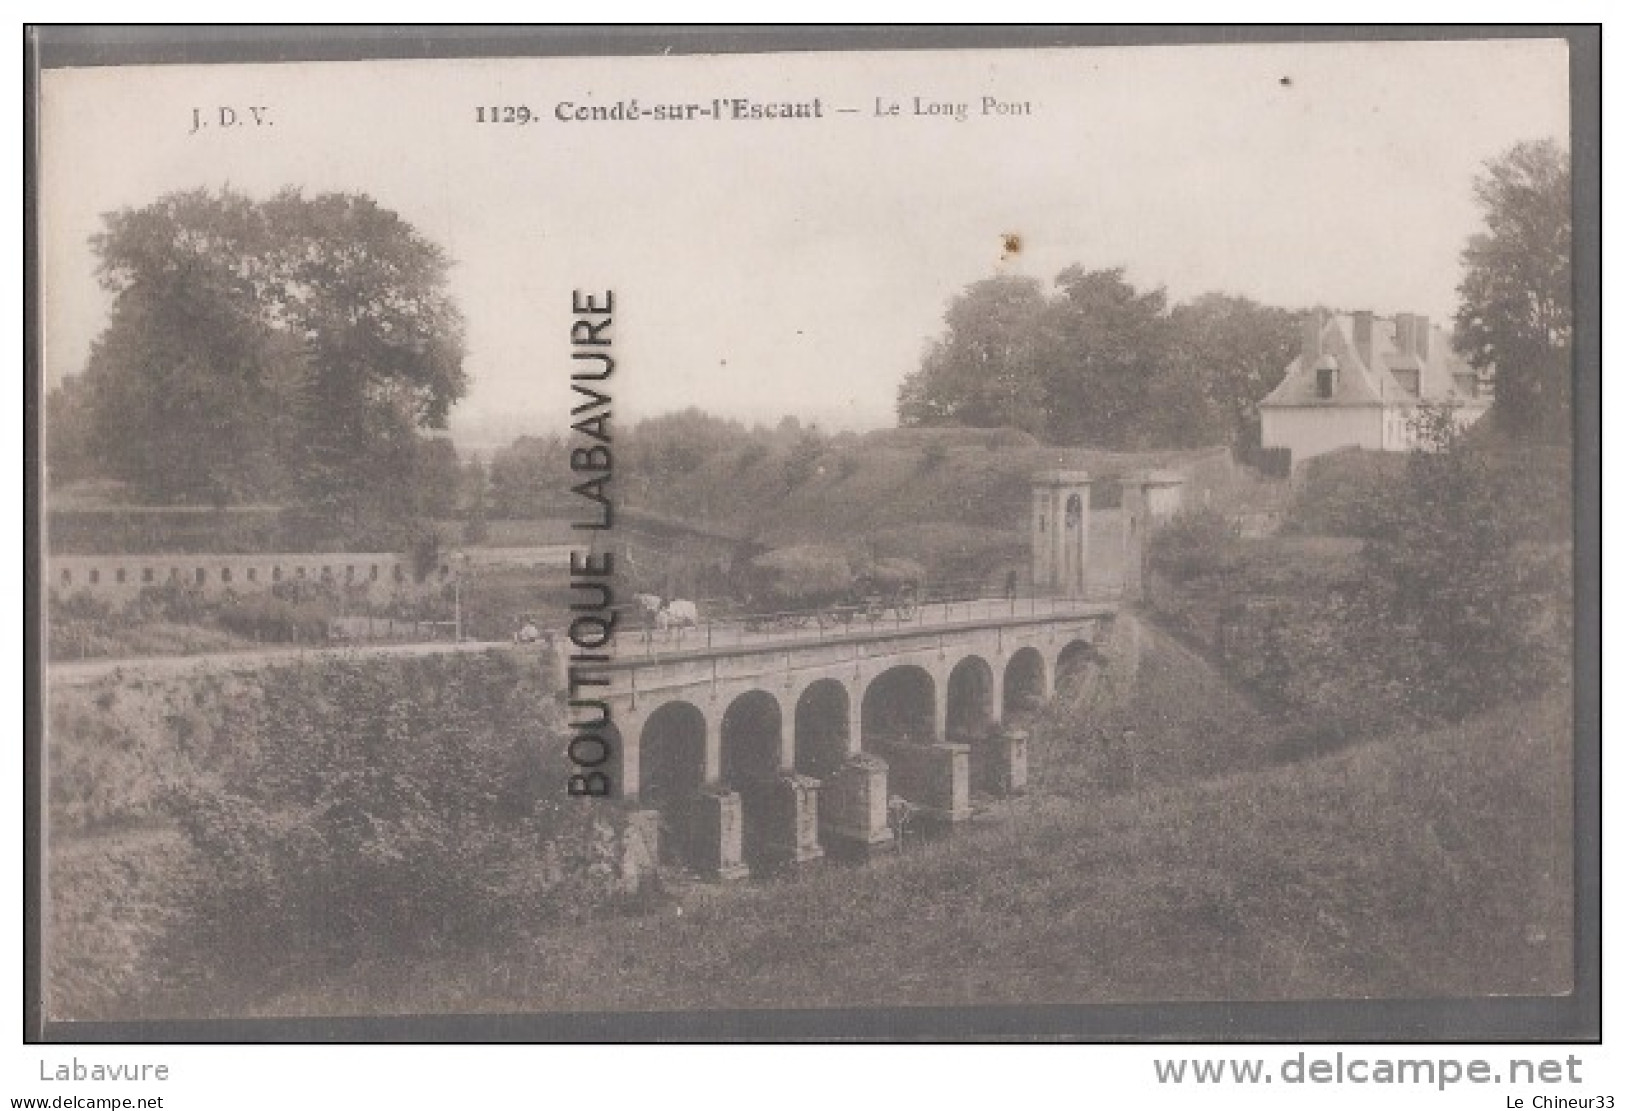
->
1414, 315, 1431, 361
1395, 312, 1416, 355
1300, 310, 1324, 367
1352, 311, 1374, 369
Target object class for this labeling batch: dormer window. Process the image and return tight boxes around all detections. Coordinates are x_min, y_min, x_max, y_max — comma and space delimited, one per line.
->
1315, 355, 1340, 399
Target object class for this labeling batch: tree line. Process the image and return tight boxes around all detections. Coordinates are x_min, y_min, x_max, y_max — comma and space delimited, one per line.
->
45, 140, 1569, 546
899, 140, 1572, 450
46, 187, 468, 547
897, 270, 1301, 450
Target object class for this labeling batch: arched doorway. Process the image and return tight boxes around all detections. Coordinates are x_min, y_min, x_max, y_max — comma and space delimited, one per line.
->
1063, 492, 1085, 595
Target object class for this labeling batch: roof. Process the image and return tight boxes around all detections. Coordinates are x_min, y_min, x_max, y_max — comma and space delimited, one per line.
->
1259, 314, 1488, 410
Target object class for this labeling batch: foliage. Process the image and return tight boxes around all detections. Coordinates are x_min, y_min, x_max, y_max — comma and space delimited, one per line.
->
164, 655, 622, 980
66, 186, 468, 527
43, 373, 99, 488
1357, 404, 1569, 720
1169, 292, 1301, 448
918, 440, 951, 471
407, 523, 443, 582
1454, 140, 1572, 442
897, 268, 1303, 449
144, 579, 216, 618
1280, 449, 1408, 537
1155, 408, 1568, 729
252, 690, 1570, 1017
781, 430, 827, 487
1146, 506, 1241, 583
896, 274, 1050, 433
460, 458, 491, 544
487, 434, 570, 519
622, 408, 747, 490
214, 595, 330, 643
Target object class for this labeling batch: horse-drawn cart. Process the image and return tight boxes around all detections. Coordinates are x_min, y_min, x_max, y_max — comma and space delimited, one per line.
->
740, 547, 923, 632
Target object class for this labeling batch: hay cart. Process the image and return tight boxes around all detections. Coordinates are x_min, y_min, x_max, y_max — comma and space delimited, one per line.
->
741, 547, 922, 632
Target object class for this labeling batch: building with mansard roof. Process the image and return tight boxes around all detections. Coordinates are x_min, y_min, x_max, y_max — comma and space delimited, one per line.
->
1258, 309, 1490, 465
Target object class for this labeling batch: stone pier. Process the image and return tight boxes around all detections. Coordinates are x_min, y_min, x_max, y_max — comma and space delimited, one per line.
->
871, 739, 973, 826
970, 728, 1029, 796
741, 774, 825, 871
819, 755, 895, 859
688, 788, 750, 880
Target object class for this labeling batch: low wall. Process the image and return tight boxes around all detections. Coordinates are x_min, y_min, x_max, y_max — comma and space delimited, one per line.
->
47, 551, 421, 606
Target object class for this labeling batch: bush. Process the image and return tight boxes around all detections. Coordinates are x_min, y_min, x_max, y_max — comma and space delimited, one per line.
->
166, 655, 624, 981
1357, 406, 1569, 721
781, 432, 826, 488
919, 440, 951, 471
1281, 448, 1405, 536
215, 595, 329, 643
1147, 507, 1241, 583
735, 442, 769, 473
130, 580, 211, 624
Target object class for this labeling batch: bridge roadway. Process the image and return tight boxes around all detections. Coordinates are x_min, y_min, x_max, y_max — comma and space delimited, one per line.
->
618, 592, 1119, 658
580, 592, 1121, 877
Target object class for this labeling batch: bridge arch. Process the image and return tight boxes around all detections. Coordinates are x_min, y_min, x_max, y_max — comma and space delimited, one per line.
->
794, 679, 852, 780
945, 654, 997, 742
720, 690, 784, 784
1003, 646, 1050, 724
860, 664, 937, 747
637, 700, 708, 812
1055, 638, 1101, 692
720, 689, 789, 872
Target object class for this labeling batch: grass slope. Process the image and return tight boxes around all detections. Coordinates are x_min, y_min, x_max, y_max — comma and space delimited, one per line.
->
648, 430, 1235, 543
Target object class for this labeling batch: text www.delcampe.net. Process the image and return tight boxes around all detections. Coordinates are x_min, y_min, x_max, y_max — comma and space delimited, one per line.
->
1154, 1054, 1585, 1090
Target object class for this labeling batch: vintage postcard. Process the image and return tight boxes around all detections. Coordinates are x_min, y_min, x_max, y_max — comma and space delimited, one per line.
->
31, 30, 1592, 1041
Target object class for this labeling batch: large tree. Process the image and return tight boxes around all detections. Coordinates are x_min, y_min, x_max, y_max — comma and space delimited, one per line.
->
898, 267, 1299, 450
77, 187, 467, 530
896, 275, 1049, 433
1357, 404, 1567, 720
1042, 265, 1185, 448
1168, 292, 1301, 449
1454, 139, 1572, 442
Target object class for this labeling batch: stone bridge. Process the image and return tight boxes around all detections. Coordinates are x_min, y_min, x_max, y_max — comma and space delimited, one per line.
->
592, 596, 1118, 879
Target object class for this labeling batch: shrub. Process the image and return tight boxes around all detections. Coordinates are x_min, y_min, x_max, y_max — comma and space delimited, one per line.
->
215, 595, 329, 643
1147, 507, 1240, 583
781, 432, 826, 488
166, 655, 624, 981
1281, 448, 1406, 536
735, 442, 769, 473
919, 440, 951, 471
1357, 406, 1569, 720
130, 580, 211, 624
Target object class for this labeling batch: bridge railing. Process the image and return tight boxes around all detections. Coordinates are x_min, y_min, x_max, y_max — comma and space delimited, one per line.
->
618, 584, 1123, 658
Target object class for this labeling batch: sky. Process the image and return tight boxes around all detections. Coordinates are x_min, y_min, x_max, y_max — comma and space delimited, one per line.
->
40, 39, 1570, 445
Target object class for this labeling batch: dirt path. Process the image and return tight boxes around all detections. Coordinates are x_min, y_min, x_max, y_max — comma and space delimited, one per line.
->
48, 638, 516, 687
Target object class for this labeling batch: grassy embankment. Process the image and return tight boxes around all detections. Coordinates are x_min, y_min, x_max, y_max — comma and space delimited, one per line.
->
630, 427, 1268, 589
